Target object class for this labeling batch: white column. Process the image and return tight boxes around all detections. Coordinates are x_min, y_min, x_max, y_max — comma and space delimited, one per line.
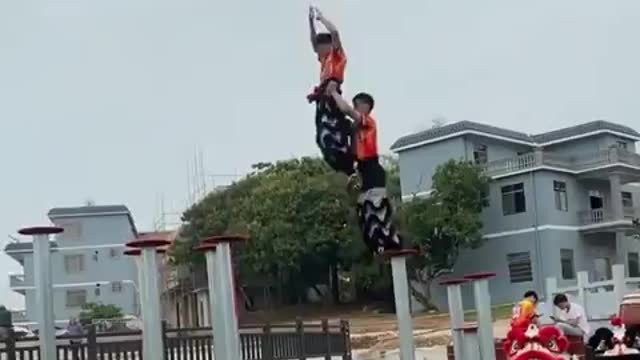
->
613, 264, 626, 307
33, 234, 55, 360
215, 242, 241, 360
141, 248, 163, 360
204, 250, 227, 360
444, 280, 467, 360
467, 275, 496, 360
390, 255, 415, 360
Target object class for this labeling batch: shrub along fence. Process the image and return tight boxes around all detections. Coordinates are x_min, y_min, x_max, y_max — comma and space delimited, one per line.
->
0, 319, 351, 360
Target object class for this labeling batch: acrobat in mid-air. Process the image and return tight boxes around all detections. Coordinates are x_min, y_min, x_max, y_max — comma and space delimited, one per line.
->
307, 7, 402, 255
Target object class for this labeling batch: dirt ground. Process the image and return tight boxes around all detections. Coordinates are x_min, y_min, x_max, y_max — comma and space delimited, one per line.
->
246, 303, 513, 351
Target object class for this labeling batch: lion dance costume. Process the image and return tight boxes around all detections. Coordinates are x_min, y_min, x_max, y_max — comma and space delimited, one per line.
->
588, 317, 640, 357
504, 323, 577, 360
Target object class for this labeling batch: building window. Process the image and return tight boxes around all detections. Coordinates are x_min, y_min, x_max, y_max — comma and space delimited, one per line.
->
473, 144, 488, 165
94, 285, 101, 296
111, 281, 123, 293
506, 252, 533, 283
554, 181, 568, 211
501, 183, 526, 215
66, 290, 87, 308
480, 187, 490, 208
618, 141, 628, 150
629, 253, 640, 278
560, 249, 576, 280
60, 222, 82, 241
64, 255, 85, 273
622, 192, 633, 208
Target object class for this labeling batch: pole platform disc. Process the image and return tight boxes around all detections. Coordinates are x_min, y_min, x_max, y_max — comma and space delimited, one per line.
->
202, 235, 248, 244
463, 272, 496, 280
123, 248, 165, 256
194, 242, 218, 252
439, 278, 470, 286
382, 248, 419, 258
18, 226, 63, 235
126, 238, 171, 248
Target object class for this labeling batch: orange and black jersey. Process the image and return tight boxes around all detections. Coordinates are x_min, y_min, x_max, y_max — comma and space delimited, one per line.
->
355, 113, 378, 161
319, 47, 346, 84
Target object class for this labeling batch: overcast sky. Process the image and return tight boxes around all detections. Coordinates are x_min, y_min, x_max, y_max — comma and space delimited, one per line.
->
1, 0, 640, 309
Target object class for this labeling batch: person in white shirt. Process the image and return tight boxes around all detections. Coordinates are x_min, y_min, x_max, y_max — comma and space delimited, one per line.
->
552, 293, 590, 338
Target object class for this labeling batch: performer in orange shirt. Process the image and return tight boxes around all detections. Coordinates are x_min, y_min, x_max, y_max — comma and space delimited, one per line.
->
330, 89, 402, 254
307, 6, 355, 176
511, 290, 540, 329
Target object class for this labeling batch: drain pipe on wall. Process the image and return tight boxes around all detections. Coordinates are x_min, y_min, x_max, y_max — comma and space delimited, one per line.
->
530, 170, 546, 297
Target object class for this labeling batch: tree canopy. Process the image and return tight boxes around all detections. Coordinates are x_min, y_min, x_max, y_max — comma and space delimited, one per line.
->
171, 156, 488, 307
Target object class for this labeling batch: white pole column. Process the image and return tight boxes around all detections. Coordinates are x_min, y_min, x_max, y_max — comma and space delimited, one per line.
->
126, 239, 169, 360
464, 273, 496, 360
441, 279, 470, 360
124, 249, 148, 352
19, 226, 63, 360
198, 243, 227, 360
201, 235, 246, 360
386, 249, 417, 360
216, 242, 241, 360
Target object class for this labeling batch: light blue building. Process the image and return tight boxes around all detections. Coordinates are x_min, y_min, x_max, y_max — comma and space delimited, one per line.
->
391, 120, 640, 310
6, 205, 139, 326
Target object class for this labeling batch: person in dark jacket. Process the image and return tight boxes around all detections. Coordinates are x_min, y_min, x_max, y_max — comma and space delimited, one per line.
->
0, 306, 12, 340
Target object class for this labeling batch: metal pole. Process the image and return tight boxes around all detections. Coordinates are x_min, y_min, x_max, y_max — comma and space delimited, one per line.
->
389, 255, 415, 360
33, 233, 55, 360
204, 249, 227, 360
441, 279, 468, 360
216, 242, 241, 360
464, 273, 496, 360
141, 248, 163, 359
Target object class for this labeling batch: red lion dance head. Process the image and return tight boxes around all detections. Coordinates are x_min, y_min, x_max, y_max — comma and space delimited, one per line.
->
504, 323, 574, 360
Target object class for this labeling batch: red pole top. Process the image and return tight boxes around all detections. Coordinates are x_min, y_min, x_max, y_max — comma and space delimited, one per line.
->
194, 242, 218, 252
126, 238, 171, 249
463, 272, 497, 281
18, 226, 64, 236
201, 235, 248, 245
382, 248, 420, 258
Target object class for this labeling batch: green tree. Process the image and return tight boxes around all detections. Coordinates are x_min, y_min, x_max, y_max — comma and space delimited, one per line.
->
172, 157, 361, 304
398, 159, 489, 308
78, 302, 123, 322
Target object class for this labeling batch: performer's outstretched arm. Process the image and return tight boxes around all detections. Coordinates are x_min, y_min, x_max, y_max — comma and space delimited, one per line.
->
330, 90, 362, 126
316, 9, 342, 50
309, 6, 318, 51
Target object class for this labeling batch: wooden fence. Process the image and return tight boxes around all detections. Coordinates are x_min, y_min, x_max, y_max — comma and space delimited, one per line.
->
0, 319, 351, 360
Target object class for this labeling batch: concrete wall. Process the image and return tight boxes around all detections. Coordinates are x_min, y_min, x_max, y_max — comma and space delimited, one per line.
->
398, 137, 466, 195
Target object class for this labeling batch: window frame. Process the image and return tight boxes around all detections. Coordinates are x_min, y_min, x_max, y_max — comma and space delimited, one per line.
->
506, 251, 533, 283
629, 253, 640, 278
560, 248, 576, 280
501, 183, 526, 216
622, 192, 633, 209
65, 289, 87, 308
473, 144, 488, 165
64, 254, 85, 274
554, 181, 568, 212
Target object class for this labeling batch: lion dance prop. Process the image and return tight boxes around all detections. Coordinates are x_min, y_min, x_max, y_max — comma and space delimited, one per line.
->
308, 87, 402, 254
504, 323, 578, 360
588, 317, 640, 357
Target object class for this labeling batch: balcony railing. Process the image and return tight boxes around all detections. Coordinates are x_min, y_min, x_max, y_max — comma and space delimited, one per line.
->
9, 274, 26, 288
579, 207, 640, 226
484, 147, 640, 178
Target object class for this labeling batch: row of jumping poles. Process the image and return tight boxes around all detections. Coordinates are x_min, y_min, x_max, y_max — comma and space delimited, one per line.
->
18, 225, 454, 360
441, 273, 497, 360
17, 225, 244, 360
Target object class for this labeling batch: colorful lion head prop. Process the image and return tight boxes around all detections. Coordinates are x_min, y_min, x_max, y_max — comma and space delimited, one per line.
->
504, 323, 577, 360
588, 316, 640, 356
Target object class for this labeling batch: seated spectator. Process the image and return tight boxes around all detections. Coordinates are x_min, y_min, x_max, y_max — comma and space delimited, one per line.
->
551, 293, 590, 339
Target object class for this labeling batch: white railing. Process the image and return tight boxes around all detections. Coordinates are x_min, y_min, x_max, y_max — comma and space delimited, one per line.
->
484, 147, 640, 178
546, 264, 640, 320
